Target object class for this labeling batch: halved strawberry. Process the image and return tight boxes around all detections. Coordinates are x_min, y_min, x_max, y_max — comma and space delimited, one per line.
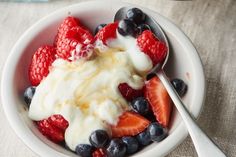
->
95, 22, 118, 45
145, 77, 172, 127
92, 148, 107, 157
111, 111, 150, 138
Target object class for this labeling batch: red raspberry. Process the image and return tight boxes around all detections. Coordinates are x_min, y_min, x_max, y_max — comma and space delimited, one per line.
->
92, 148, 107, 157
118, 83, 144, 102
137, 30, 167, 65
56, 25, 94, 60
48, 114, 69, 131
95, 22, 118, 45
37, 114, 69, 143
56, 37, 94, 60
29, 45, 56, 86
54, 16, 80, 47
37, 119, 64, 143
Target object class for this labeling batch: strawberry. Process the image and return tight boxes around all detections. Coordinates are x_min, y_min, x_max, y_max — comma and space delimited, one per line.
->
118, 83, 144, 102
92, 148, 107, 157
37, 114, 69, 143
95, 22, 118, 45
145, 77, 172, 127
29, 45, 56, 86
54, 16, 80, 47
137, 30, 167, 65
111, 111, 150, 138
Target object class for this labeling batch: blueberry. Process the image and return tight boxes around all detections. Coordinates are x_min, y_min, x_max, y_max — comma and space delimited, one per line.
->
136, 129, 152, 146
89, 130, 109, 148
126, 8, 146, 25
106, 139, 126, 157
23, 86, 36, 106
171, 78, 188, 97
75, 144, 93, 157
94, 23, 107, 34
131, 97, 150, 116
147, 122, 167, 142
137, 24, 151, 34
122, 136, 139, 154
118, 19, 138, 37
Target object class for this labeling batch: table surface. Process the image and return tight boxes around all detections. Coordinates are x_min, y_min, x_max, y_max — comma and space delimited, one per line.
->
0, 0, 236, 157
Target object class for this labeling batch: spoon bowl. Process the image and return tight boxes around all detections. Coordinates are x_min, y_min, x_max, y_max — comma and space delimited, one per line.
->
114, 7, 169, 73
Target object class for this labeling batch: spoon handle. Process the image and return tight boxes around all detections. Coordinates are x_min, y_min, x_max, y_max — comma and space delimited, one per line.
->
156, 70, 226, 157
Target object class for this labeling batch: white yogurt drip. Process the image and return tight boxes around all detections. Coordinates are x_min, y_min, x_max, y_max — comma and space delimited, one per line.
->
28, 32, 153, 151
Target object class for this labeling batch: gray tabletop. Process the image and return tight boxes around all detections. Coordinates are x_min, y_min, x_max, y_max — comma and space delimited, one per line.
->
0, 0, 235, 156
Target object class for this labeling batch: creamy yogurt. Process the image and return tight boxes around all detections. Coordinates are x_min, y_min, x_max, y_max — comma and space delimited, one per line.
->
29, 32, 153, 151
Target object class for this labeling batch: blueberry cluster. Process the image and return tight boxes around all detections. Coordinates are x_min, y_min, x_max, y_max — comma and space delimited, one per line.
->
75, 123, 167, 157
117, 8, 151, 37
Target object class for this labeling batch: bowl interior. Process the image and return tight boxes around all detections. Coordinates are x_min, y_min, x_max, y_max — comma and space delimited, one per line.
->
1, 1, 205, 157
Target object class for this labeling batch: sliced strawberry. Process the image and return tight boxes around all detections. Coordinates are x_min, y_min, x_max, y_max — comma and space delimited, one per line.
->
95, 22, 118, 45
29, 45, 56, 86
137, 30, 167, 65
54, 16, 80, 46
48, 114, 69, 131
118, 83, 144, 102
111, 111, 150, 138
145, 77, 172, 127
92, 148, 107, 157
37, 119, 64, 143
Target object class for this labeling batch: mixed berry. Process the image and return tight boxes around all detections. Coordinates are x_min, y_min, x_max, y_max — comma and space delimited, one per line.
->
23, 7, 188, 157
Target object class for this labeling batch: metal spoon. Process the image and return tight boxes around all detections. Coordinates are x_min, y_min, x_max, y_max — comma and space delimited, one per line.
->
114, 7, 226, 157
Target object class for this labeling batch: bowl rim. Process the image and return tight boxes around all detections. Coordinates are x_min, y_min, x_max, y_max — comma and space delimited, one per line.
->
1, 1, 206, 157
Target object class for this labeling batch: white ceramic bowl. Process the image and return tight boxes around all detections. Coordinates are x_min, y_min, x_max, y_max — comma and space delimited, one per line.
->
1, 1, 205, 157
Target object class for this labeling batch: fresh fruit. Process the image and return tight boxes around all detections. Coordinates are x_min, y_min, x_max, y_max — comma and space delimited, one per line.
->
145, 77, 172, 127
147, 122, 167, 142
137, 24, 151, 34
111, 111, 150, 138
37, 119, 64, 143
29, 45, 56, 86
106, 139, 126, 157
122, 136, 139, 154
89, 130, 110, 148
92, 148, 107, 157
48, 114, 69, 131
23, 86, 36, 106
118, 83, 144, 102
95, 22, 118, 45
137, 30, 167, 65
76, 144, 94, 157
136, 129, 152, 146
56, 26, 94, 60
126, 8, 146, 25
117, 19, 138, 37
94, 24, 107, 35
54, 16, 79, 46
131, 97, 150, 116
171, 78, 188, 97
37, 114, 68, 143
